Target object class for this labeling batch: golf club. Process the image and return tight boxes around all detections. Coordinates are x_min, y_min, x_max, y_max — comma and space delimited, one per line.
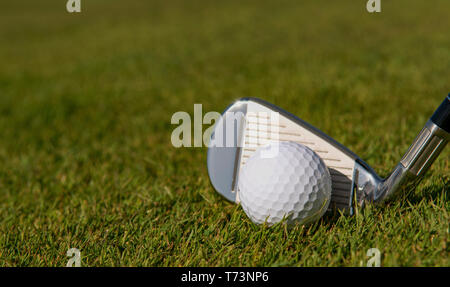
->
207, 96, 449, 214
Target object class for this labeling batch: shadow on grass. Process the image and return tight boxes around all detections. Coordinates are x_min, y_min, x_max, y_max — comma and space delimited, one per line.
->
314, 175, 448, 229
401, 176, 449, 206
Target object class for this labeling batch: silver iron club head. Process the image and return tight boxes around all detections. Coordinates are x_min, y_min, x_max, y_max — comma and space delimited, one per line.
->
207, 96, 449, 214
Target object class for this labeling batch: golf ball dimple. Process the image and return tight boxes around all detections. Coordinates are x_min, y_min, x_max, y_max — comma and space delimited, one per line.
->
238, 141, 332, 226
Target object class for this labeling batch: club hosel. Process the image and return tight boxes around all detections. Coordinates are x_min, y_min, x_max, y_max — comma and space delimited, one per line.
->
373, 163, 419, 203
375, 120, 449, 203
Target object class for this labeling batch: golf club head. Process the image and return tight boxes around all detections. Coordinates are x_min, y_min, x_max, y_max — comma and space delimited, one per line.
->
207, 97, 363, 212
207, 96, 449, 214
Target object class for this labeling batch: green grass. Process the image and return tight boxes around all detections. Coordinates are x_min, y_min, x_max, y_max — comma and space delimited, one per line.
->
0, 0, 448, 266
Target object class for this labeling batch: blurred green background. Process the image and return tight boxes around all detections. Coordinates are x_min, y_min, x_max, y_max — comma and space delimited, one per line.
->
0, 0, 448, 266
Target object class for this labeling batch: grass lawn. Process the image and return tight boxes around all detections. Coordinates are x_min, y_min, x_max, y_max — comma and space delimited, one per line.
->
0, 0, 448, 266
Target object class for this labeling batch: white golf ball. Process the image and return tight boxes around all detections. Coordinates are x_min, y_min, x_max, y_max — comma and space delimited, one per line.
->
238, 141, 332, 226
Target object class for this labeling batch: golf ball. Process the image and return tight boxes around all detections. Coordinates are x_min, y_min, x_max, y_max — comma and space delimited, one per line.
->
238, 141, 332, 226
